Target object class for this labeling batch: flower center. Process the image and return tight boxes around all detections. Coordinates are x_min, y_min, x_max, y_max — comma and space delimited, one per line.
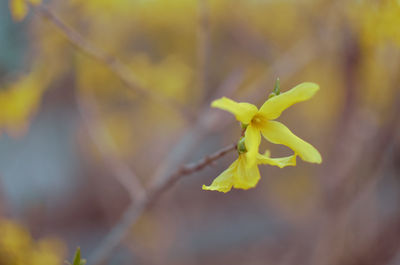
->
251, 114, 267, 128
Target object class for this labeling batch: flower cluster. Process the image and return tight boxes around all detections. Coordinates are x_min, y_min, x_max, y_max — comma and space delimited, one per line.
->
203, 81, 322, 193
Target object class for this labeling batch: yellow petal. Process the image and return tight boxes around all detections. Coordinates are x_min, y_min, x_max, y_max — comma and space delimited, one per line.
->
260, 121, 322, 164
233, 155, 261, 190
257, 150, 297, 168
202, 159, 238, 193
211, 97, 258, 124
244, 124, 261, 168
10, 0, 28, 21
259, 82, 319, 120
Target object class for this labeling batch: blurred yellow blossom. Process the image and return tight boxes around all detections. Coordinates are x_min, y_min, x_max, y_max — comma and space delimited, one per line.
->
129, 55, 194, 103
349, 0, 400, 47
0, 66, 49, 137
9, 0, 41, 21
0, 219, 65, 265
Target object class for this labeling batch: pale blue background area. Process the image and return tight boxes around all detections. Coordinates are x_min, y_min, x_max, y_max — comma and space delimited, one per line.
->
0, 0, 26, 73
0, 108, 80, 214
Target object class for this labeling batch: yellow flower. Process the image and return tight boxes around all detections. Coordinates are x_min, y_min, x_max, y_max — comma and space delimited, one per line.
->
211, 82, 322, 168
202, 150, 296, 193
9, 0, 41, 21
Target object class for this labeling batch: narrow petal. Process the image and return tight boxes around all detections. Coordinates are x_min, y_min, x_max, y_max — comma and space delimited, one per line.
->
10, 0, 28, 21
244, 124, 261, 168
211, 97, 258, 124
260, 121, 322, 164
202, 159, 238, 193
257, 150, 297, 168
259, 82, 319, 120
233, 155, 261, 190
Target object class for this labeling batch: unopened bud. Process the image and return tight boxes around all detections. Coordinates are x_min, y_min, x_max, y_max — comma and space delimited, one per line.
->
269, 77, 281, 98
237, 137, 247, 154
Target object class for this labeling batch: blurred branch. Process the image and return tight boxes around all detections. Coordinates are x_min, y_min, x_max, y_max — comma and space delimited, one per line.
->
76, 94, 146, 202
86, 14, 244, 262
88, 71, 241, 263
33, 4, 192, 121
87, 20, 331, 265
300, 86, 400, 265
149, 67, 245, 189
88, 143, 236, 265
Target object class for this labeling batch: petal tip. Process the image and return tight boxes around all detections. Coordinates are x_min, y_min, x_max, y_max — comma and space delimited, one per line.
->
233, 183, 258, 190
305, 152, 322, 164
303, 82, 320, 93
202, 184, 212, 190
202, 184, 231, 193
210, 100, 220, 108
313, 150, 322, 164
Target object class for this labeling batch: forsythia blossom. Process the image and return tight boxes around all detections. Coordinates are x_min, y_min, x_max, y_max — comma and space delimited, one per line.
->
203, 138, 297, 193
203, 81, 321, 193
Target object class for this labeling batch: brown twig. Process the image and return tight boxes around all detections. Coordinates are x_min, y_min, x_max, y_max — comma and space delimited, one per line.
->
88, 143, 236, 265
33, 4, 192, 121
88, 25, 244, 264
87, 14, 328, 264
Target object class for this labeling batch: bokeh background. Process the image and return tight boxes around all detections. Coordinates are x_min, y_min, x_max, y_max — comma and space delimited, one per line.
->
0, 0, 400, 264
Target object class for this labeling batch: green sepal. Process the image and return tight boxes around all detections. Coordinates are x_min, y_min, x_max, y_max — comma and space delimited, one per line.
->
237, 137, 247, 154
269, 77, 281, 98
65, 247, 86, 265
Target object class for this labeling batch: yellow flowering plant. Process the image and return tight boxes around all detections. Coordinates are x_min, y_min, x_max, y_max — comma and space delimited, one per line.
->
203, 80, 322, 193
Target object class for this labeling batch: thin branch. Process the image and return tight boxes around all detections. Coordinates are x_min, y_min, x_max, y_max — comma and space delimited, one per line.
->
81, 1, 330, 262
33, 4, 192, 121
148, 70, 245, 189
87, 22, 325, 265
76, 94, 146, 201
88, 143, 236, 265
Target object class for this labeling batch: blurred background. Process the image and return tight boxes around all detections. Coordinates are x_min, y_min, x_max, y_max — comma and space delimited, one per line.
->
0, 0, 400, 264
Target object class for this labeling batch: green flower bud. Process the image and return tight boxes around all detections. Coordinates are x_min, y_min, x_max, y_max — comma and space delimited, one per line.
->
269, 77, 281, 98
237, 137, 247, 154
273, 77, 281, 95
